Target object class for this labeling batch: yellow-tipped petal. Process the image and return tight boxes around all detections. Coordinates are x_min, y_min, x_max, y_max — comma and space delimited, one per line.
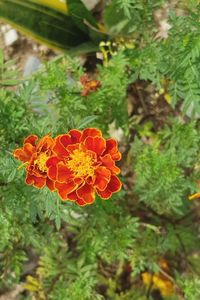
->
189, 192, 200, 200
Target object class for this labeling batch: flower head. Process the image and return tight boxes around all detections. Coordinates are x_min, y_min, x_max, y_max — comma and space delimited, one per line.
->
13, 128, 122, 206
142, 259, 174, 297
46, 128, 122, 206
80, 74, 101, 96
13, 134, 55, 191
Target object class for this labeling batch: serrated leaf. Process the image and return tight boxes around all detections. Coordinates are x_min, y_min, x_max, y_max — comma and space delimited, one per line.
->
7, 169, 16, 183
55, 215, 61, 230
77, 115, 98, 129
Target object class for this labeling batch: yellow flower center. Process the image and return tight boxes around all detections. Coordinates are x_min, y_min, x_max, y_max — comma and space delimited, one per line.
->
67, 149, 95, 178
34, 152, 49, 173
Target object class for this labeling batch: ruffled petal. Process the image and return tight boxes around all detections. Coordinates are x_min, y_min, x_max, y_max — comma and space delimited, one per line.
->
13, 148, 30, 162
101, 154, 120, 174
23, 143, 36, 158
60, 134, 72, 147
81, 128, 102, 142
107, 175, 122, 192
33, 176, 46, 188
46, 156, 60, 181
84, 136, 106, 156
53, 135, 69, 158
69, 129, 82, 143
76, 197, 87, 206
66, 143, 80, 153
86, 175, 95, 185
67, 190, 87, 206
94, 166, 111, 191
74, 177, 84, 185
46, 177, 55, 191
24, 135, 38, 146
57, 163, 73, 183
103, 139, 121, 161
77, 183, 95, 204
55, 181, 77, 200
67, 190, 78, 201
46, 156, 60, 167
37, 135, 54, 152
26, 173, 46, 188
96, 188, 112, 199
96, 175, 122, 199
25, 173, 34, 185
48, 165, 57, 181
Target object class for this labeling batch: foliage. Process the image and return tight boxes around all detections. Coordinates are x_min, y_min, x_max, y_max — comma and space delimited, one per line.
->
126, 4, 200, 114
132, 120, 199, 215
0, 0, 102, 53
1, 1, 200, 300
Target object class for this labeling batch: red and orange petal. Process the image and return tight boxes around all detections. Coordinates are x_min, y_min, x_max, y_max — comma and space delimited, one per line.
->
67, 190, 87, 206
69, 129, 82, 143
94, 166, 111, 191
103, 139, 121, 161
53, 135, 70, 158
77, 183, 95, 204
13, 142, 36, 162
36, 134, 54, 152
46, 177, 55, 191
84, 136, 106, 156
97, 175, 122, 199
81, 128, 102, 142
24, 135, 38, 146
46, 156, 61, 181
80, 74, 90, 85
80, 75, 101, 96
57, 163, 74, 183
26, 173, 46, 189
13, 148, 32, 163
55, 181, 78, 200
101, 154, 120, 175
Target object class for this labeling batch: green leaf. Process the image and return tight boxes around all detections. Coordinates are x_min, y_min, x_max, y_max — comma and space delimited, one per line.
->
0, 0, 93, 51
77, 115, 98, 129
55, 215, 61, 230
67, 0, 97, 32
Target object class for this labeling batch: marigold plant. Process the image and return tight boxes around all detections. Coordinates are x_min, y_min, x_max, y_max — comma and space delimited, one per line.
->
2, 1, 200, 299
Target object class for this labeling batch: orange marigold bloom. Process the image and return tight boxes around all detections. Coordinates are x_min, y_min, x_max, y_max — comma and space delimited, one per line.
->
80, 74, 101, 96
46, 128, 122, 206
13, 135, 55, 191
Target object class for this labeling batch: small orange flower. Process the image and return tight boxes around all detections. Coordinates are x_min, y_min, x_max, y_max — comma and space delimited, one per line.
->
13, 135, 55, 191
46, 128, 122, 206
80, 74, 101, 96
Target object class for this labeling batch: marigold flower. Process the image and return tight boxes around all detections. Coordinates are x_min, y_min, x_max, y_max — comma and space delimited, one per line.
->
80, 74, 101, 96
46, 128, 122, 206
13, 134, 55, 191
189, 192, 200, 200
142, 259, 174, 297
